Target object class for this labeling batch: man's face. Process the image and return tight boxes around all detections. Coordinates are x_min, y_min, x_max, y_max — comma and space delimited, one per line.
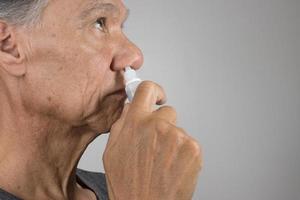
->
20, 0, 143, 133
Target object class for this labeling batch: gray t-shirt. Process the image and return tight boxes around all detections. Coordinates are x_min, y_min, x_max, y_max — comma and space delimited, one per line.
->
0, 168, 108, 200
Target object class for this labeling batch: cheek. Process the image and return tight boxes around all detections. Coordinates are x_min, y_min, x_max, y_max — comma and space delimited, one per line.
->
49, 54, 115, 123
80, 45, 121, 96
23, 30, 117, 125
59, 56, 117, 124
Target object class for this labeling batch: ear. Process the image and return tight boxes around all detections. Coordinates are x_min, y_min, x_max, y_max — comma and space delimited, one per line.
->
0, 21, 26, 76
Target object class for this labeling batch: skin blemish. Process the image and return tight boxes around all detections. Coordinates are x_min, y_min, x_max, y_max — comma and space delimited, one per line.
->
47, 96, 52, 102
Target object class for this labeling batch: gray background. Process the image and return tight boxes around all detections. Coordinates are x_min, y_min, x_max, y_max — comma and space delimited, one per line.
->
78, 0, 300, 199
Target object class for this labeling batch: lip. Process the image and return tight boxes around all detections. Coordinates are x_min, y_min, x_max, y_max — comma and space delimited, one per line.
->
110, 88, 126, 96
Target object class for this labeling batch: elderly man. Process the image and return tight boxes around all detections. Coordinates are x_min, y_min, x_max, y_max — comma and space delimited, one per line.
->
0, 0, 202, 199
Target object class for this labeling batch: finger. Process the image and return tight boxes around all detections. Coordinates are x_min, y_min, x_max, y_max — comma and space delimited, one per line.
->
152, 106, 177, 125
131, 81, 167, 113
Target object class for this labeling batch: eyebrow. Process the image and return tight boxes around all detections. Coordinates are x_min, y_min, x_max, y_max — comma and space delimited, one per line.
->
80, 2, 130, 23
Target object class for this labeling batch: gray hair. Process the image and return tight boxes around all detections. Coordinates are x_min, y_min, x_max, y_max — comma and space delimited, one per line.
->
0, 0, 48, 26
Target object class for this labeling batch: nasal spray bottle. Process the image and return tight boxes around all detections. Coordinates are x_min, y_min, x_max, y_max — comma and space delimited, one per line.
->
124, 66, 142, 102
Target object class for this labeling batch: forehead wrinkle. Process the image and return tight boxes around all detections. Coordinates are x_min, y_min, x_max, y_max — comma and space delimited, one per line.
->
80, 2, 120, 20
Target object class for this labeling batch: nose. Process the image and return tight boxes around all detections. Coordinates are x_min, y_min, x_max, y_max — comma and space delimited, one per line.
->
111, 35, 144, 71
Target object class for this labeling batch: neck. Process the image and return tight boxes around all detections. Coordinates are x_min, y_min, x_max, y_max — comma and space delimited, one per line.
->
0, 92, 99, 200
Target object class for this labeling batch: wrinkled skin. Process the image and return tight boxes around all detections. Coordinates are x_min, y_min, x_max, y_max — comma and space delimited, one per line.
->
0, 0, 202, 199
17, 0, 142, 133
104, 81, 202, 200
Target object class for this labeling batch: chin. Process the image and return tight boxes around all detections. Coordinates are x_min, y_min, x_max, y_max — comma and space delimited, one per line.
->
86, 92, 127, 134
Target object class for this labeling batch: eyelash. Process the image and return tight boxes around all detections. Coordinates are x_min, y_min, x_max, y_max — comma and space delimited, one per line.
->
95, 17, 106, 31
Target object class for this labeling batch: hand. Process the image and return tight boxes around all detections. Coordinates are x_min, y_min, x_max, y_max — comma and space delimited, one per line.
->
103, 81, 202, 200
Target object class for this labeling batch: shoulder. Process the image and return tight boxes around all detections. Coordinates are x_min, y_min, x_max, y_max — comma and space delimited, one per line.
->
76, 168, 108, 200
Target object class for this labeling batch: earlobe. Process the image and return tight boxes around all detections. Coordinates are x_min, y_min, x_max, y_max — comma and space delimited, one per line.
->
0, 21, 26, 77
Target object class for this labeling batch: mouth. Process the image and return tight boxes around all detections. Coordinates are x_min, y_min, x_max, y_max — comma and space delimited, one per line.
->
109, 88, 127, 100
111, 88, 126, 95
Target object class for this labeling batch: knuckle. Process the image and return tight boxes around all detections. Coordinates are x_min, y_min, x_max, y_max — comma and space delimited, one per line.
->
173, 129, 203, 168
173, 127, 187, 138
152, 118, 172, 134
184, 139, 203, 168
163, 126, 187, 145
185, 138, 202, 157
160, 105, 177, 116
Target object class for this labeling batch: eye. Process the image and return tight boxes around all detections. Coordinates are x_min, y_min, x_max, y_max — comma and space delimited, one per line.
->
95, 17, 106, 31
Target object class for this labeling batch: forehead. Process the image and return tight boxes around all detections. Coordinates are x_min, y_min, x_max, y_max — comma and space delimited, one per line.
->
81, 1, 120, 18
76, 0, 125, 13
48, 0, 126, 17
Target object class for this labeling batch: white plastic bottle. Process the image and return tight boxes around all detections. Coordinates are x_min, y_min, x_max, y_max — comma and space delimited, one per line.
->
124, 66, 142, 102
